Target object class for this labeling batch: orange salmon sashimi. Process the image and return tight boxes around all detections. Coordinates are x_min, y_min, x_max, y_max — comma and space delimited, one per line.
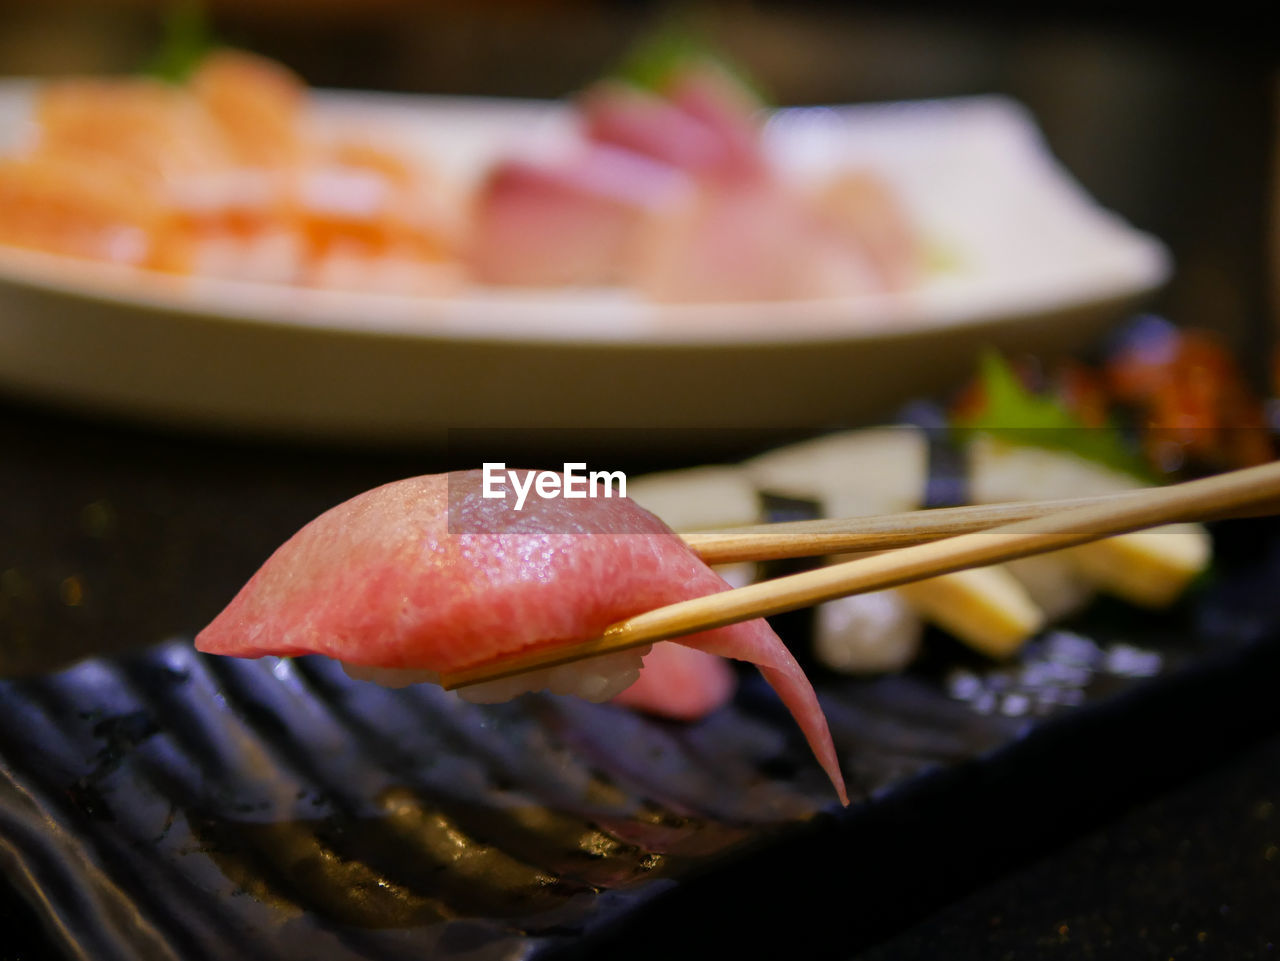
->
190, 49, 305, 169
2, 50, 462, 288
195, 470, 847, 804
35, 77, 231, 182
0, 152, 174, 266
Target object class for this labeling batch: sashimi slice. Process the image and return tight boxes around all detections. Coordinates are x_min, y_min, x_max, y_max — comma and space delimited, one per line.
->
811, 170, 920, 291
195, 470, 846, 803
35, 77, 230, 182
632, 180, 879, 302
580, 61, 767, 184
469, 147, 691, 286
190, 50, 305, 168
661, 64, 768, 182
0, 155, 162, 266
580, 81, 753, 179
611, 641, 736, 721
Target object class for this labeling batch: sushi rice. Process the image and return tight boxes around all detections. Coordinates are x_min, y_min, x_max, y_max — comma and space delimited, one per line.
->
341, 645, 652, 704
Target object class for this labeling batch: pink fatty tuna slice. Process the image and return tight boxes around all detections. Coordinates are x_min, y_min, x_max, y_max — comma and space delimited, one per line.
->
195, 470, 847, 804
611, 641, 736, 721
661, 64, 769, 181
580, 79, 762, 182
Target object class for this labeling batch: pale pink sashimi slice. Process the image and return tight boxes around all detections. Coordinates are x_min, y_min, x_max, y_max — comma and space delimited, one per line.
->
469, 147, 691, 286
631, 180, 880, 302
610, 641, 736, 721
195, 471, 846, 803
812, 169, 921, 292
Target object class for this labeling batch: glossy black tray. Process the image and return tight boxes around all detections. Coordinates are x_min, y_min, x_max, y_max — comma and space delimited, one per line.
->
2, 519, 1279, 961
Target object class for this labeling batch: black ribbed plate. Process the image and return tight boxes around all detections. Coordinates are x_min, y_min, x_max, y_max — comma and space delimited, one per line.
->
2, 521, 1279, 961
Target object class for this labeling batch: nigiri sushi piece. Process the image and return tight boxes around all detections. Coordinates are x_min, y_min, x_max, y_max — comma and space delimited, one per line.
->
627, 462, 761, 590
195, 470, 846, 804
611, 641, 737, 721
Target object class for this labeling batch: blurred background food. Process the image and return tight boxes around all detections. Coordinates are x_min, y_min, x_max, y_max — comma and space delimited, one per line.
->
0, 39, 922, 300
0, 0, 1272, 444
0, 0, 1272, 354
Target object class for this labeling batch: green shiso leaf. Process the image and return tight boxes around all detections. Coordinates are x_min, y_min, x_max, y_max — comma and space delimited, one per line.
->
610, 24, 768, 105
142, 1, 216, 85
953, 351, 1152, 480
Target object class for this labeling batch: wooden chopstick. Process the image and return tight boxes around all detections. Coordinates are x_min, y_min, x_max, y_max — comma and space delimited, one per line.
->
438, 460, 1280, 691
682, 487, 1280, 565
681, 491, 1143, 564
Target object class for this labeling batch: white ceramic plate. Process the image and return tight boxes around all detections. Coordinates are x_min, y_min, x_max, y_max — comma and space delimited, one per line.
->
0, 86, 1168, 444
